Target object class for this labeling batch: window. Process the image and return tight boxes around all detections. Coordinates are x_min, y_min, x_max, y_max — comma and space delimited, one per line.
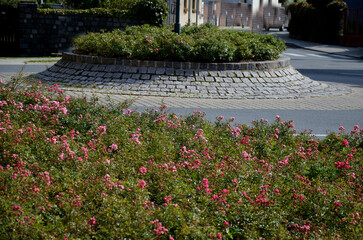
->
184, 0, 187, 9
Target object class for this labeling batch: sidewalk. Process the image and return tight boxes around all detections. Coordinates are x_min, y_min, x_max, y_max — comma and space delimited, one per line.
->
271, 30, 363, 59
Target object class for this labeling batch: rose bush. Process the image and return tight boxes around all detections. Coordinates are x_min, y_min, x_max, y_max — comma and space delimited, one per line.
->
0, 79, 362, 239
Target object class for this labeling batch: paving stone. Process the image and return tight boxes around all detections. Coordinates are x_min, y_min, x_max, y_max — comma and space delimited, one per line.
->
126, 79, 136, 84
227, 72, 236, 77
112, 73, 122, 79
210, 82, 220, 87
218, 71, 227, 77
205, 77, 214, 82
251, 72, 259, 77
258, 72, 266, 77
155, 68, 166, 75
219, 82, 230, 87
178, 76, 188, 81
147, 67, 156, 74
138, 67, 147, 74
131, 73, 141, 80
275, 71, 283, 77
209, 71, 218, 77
103, 72, 113, 78
187, 76, 195, 82
141, 74, 151, 80
270, 72, 277, 77
185, 70, 194, 76
123, 74, 132, 79
186, 86, 197, 90
165, 68, 174, 75
242, 72, 251, 77
175, 69, 185, 75
199, 71, 209, 77
214, 77, 223, 82
150, 75, 160, 81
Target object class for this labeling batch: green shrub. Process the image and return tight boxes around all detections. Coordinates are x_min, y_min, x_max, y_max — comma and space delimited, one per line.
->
100, 0, 140, 9
73, 24, 286, 62
63, 0, 139, 9
39, 0, 168, 27
0, 0, 19, 7
63, 0, 101, 9
130, 0, 168, 27
38, 7, 130, 19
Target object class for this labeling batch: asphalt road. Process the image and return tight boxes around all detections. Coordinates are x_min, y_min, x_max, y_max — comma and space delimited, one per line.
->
157, 47, 363, 135
0, 64, 52, 73
283, 46, 363, 88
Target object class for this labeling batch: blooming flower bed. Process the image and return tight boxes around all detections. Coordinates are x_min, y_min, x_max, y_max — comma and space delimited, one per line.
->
0, 79, 362, 239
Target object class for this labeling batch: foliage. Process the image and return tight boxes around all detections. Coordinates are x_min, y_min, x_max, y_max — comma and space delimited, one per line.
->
37, 7, 130, 19
131, 0, 168, 27
278, 0, 290, 6
0, 78, 362, 239
73, 24, 286, 62
39, 0, 168, 26
63, 0, 139, 9
101, 0, 139, 9
0, 0, 18, 7
288, 0, 347, 44
0, 0, 63, 7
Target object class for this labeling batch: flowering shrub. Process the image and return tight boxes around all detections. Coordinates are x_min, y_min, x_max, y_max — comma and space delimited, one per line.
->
0, 79, 362, 239
73, 24, 286, 62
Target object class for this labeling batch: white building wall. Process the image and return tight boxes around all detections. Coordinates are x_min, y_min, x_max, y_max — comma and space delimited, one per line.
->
180, 0, 204, 26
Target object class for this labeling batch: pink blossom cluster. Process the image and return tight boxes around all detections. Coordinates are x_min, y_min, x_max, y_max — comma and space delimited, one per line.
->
151, 219, 169, 236
130, 128, 142, 144
193, 129, 208, 143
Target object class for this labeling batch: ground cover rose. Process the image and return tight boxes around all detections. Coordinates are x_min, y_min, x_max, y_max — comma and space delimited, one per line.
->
0, 79, 362, 239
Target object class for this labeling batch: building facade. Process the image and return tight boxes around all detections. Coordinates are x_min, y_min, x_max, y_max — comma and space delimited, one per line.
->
165, 0, 204, 26
203, 0, 282, 31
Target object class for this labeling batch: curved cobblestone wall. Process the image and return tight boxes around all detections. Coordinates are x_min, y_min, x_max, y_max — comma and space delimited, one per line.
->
33, 52, 351, 99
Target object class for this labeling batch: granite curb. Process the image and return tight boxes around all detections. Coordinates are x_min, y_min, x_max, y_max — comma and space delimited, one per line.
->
63, 52, 291, 71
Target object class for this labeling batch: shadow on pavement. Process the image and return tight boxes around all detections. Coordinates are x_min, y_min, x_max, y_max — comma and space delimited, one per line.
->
297, 69, 363, 88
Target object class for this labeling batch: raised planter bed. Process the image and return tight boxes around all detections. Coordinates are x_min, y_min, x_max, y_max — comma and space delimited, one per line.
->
32, 52, 351, 99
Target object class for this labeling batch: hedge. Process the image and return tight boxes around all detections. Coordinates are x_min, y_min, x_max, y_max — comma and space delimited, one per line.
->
73, 24, 287, 62
288, 0, 347, 44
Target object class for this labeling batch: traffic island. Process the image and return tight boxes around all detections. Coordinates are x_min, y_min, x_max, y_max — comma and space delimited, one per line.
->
32, 52, 351, 99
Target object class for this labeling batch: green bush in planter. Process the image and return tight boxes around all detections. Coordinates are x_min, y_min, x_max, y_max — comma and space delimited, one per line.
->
73, 24, 286, 62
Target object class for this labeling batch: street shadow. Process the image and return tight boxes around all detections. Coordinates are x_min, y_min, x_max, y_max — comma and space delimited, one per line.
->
296, 69, 363, 88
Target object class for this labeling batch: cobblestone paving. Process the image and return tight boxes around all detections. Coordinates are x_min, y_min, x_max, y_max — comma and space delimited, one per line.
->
1, 71, 362, 111
1, 58, 361, 111
31, 59, 351, 100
